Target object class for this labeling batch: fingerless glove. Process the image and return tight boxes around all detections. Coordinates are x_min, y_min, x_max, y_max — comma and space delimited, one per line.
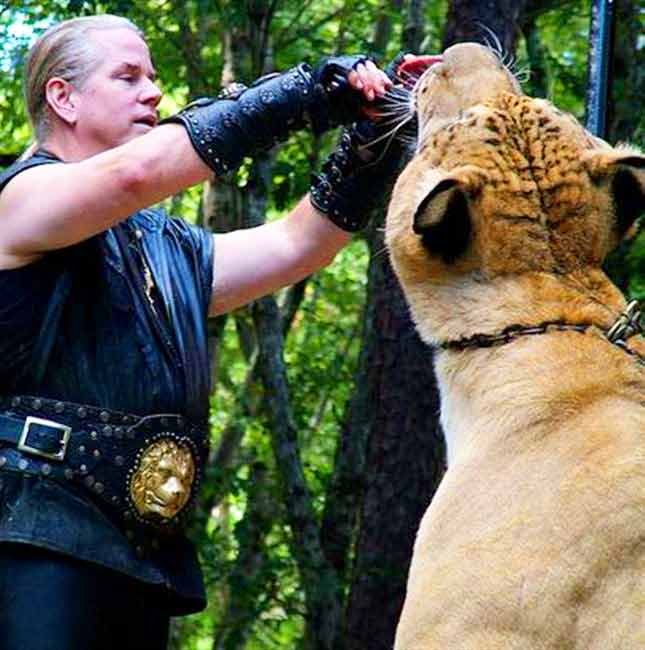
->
310, 53, 413, 231
161, 56, 371, 176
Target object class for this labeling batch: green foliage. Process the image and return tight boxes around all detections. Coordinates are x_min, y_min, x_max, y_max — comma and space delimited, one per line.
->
532, 0, 590, 117
1, 2, 642, 648
0, 3, 46, 157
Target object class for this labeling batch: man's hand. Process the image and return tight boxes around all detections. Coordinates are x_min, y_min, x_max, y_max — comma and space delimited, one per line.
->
309, 52, 442, 232
361, 52, 443, 122
345, 54, 441, 105
347, 59, 392, 102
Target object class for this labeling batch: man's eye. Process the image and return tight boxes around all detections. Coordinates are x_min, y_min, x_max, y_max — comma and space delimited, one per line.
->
119, 75, 135, 82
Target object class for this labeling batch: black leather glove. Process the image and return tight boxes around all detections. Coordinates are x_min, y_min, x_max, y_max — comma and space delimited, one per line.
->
161, 56, 371, 176
310, 53, 413, 232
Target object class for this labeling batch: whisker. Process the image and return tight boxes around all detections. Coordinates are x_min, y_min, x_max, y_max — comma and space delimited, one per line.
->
376, 100, 413, 112
375, 111, 413, 123
396, 68, 423, 89
379, 88, 413, 104
470, 21, 530, 87
375, 89, 416, 122
476, 22, 504, 59
514, 66, 531, 84
398, 136, 418, 147
377, 94, 414, 108
481, 33, 497, 57
356, 115, 417, 167
359, 114, 415, 152
397, 68, 420, 82
375, 116, 414, 129
371, 245, 390, 259
373, 102, 415, 121
382, 100, 413, 111
384, 88, 413, 104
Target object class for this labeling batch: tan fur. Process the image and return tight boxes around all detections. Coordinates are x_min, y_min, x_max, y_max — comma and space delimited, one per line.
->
386, 43, 645, 650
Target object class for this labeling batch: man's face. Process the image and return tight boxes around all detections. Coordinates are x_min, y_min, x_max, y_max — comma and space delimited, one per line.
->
71, 28, 161, 155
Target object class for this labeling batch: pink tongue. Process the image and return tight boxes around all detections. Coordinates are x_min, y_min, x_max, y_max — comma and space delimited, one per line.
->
398, 55, 443, 76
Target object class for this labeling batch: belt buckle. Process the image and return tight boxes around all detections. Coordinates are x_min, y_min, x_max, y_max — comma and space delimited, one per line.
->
17, 416, 71, 462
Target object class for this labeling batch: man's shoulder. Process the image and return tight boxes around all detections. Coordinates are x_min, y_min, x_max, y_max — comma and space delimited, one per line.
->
0, 151, 61, 196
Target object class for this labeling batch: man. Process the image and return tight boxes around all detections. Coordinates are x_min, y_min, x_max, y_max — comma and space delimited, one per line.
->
0, 14, 415, 650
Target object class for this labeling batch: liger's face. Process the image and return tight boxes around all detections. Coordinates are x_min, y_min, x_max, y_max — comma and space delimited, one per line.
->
72, 28, 162, 155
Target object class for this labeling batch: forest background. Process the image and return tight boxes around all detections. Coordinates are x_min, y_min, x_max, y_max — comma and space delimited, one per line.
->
0, 1, 643, 649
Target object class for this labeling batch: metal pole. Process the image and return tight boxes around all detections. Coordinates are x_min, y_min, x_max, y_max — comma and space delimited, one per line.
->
586, 0, 615, 138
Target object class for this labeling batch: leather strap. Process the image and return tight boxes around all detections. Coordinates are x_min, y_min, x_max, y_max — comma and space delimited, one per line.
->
0, 395, 209, 540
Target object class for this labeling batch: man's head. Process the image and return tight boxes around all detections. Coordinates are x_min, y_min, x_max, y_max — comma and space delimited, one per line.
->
25, 15, 162, 157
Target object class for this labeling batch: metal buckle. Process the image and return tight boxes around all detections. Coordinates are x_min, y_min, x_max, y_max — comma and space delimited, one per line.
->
607, 300, 642, 343
17, 416, 71, 462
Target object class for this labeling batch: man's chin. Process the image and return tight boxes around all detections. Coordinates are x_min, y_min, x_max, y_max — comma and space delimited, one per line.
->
131, 122, 156, 135
118, 124, 155, 145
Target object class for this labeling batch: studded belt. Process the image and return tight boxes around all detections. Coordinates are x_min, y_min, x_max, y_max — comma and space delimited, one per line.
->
0, 395, 209, 536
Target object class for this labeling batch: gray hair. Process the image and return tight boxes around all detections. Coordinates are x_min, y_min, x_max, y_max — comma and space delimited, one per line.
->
24, 15, 144, 142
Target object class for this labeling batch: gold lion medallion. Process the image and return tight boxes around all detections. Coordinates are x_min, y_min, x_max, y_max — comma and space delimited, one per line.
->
130, 439, 195, 521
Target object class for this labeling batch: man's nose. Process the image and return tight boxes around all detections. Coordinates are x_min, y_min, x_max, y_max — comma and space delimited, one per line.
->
141, 78, 162, 106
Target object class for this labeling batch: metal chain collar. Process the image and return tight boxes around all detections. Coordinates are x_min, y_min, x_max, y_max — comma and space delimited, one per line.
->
440, 300, 644, 366
440, 322, 590, 351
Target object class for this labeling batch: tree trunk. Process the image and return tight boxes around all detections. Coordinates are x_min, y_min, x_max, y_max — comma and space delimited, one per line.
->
443, 0, 527, 53
607, 0, 644, 146
252, 294, 345, 650
212, 462, 280, 650
199, 7, 305, 650
344, 229, 445, 650
402, 0, 424, 52
371, 0, 404, 58
345, 2, 532, 648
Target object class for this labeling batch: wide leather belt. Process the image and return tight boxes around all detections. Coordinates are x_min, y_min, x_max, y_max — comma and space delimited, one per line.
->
0, 395, 209, 538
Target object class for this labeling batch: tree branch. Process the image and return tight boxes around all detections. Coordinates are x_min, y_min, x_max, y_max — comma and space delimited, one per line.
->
274, 0, 318, 49
280, 278, 309, 337
275, 7, 347, 50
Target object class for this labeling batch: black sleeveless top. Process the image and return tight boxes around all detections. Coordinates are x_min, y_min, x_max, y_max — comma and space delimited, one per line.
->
0, 152, 215, 613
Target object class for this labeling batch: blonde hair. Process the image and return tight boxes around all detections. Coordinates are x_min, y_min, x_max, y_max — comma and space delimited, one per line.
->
24, 15, 144, 142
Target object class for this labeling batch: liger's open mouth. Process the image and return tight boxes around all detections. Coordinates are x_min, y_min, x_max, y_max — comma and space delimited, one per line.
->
398, 55, 443, 82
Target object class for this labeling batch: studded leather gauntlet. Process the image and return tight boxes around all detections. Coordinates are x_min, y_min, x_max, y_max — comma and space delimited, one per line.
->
309, 54, 412, 232
161, 56, 371, 176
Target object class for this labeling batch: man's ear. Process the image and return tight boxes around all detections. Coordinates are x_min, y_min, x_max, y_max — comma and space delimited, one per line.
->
413, 176, 472, 264
586, 147, 645, 239
44, 77, 78, 126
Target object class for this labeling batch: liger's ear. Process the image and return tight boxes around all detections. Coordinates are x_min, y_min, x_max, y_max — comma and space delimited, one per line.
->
586, 147, 645, 239
413, 176, 472, 263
